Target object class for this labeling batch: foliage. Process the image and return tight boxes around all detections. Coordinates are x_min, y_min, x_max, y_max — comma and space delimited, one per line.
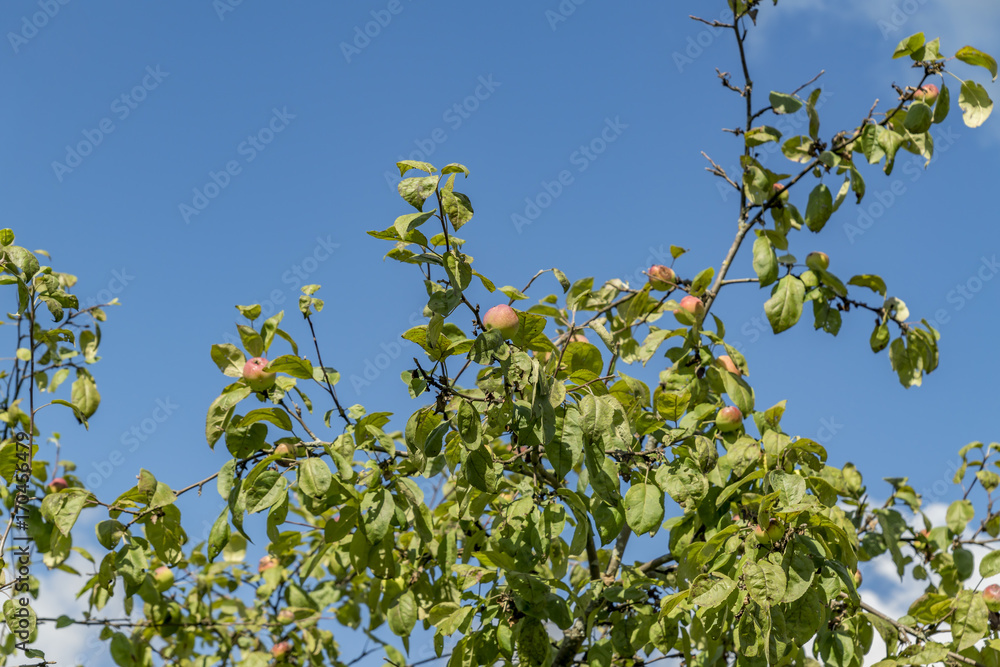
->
4, 4, 1000, 667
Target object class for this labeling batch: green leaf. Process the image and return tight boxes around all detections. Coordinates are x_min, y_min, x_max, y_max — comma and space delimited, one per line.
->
689, 267, 715, 297
892, 32, 925, 59
946, 499, 974, 534
623, 483, 664, 535
743, 558, 786, 608
764, 275, 805, 334
441, 184, 474, 231
752, 236, 778, 287
904, 102, 933, 134
848, 274, 887, 297
769, 92, 803, 114
804, 183, 833, 232
387, 590, 418, 637
955, 46, 998, 81
361, 487, 395, 543
297, 458, 332, 498
265, 354, 314, 379
70, 371, 100, 420
745, 125, 782, 147
396, 160, 436, 176
441, 163, 470, 176
959, 80, 993, 128
982, 550, 1000, 578
211, 344, 246, 378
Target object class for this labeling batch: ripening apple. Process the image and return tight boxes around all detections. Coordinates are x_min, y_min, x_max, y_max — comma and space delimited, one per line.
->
153, 566, 174, 592
913, 83, 939, 103
47, 477, 68, 493
243, 357, 276, 392
718, 355, 741, 376
258, 555, 279, 573
647, 265, 678, 291
271, 641, 292, 659
805, 251, 829, 272
277, 609, 295, 625
673, 295, 706, 324
716, 406, 743, 432
483, 304, 519, 339
854, 570, 863, 588
273, 443, 298, 466
772, 182, 787, 200
984, 584, 1000, 613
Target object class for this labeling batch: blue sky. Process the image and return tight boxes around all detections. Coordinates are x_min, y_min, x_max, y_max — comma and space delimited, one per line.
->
7, 1, 1000, 664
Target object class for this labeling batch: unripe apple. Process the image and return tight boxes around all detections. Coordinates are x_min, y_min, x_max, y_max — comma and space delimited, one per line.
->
271, 641, 292, 659
984, 584, 1000, 613
153, 566, 174, 592
47, 477, 68, 493
718, 355, 741, 376
854, 570, 863, 588
273, 443, 298, 466
753, 519, 783, 546
258, 555, 279, 573
483, 304, 519, 339
243, 357, 276, 392
648, 265, 678, 291
673, 295, 706, 324
805, 251, 829, 272
277, 609, 295, 625
913, 83, 938, 103
772, 182, 787, 198
716, 406, 743, 432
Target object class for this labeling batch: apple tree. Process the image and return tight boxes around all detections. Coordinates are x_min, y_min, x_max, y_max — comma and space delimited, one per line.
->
5, 3, 1000, 666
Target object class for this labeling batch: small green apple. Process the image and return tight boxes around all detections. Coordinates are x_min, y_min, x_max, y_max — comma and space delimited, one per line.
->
483, 304, 519, 339
805, 252, 829, 272
243, 357, 276, 392
153, 566, 174, 592
716, 406, 743, 432
753, 518, 783, 545
647, 265, 678, 291
277, 609, 296, 625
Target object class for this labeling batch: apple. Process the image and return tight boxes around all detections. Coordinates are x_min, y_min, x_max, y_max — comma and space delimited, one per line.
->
273, 443, 298, 466
854, 570, 863, 588
716, 406, 743, 432
913, 83, 939, 103
984, 584, 1000, 613
153, 566, 174, 592
277, 609, 295, 625
271, 641, 292, 659
47, 477, 68, 493
483, 304, 519, 339
568, 333, 588, 344
673, 295, 706, 324
718, 355, 741, 376
753, 519, 783, 545
805, 251, 829, 272
243, 357, 276, 392
258, 555, 279, 573
772, 183, 787, 198
648, 265, 678, 291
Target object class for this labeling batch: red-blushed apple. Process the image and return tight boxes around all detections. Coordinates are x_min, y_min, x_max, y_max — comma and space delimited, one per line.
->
854, 570, 863, 588
271, 641, 292, 659
673, 295, 706, 324
805, 251, 829, 272
984, 584, 1000, 613
718, 355, 741, 376
258, 555, 279, 573
483, 304, 519, 339
47, 477, 68, 493
277, 609, 295, 625
716, 406, 743, 432
772, 183, 787, 199
648, 265, 678, 291
153, 566, 174, 592
243, 357, 276, 392
913, 83, 939, 103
